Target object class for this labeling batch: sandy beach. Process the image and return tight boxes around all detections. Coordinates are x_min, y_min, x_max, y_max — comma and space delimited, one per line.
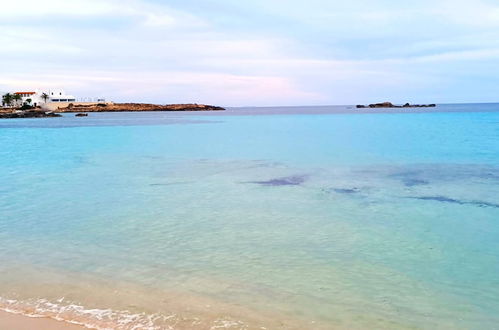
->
0, 310, 83, 329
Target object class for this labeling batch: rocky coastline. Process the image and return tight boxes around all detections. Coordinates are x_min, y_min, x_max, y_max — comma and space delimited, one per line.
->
356, 102, 436, 109
0, 103, 225, 119
60, 103, 225, 112
0, 109, 61, 119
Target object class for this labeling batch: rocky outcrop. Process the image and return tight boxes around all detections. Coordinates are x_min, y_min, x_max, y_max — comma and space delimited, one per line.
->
75, 113, 88, 117
370, 102, 395, 108
58, 103, 225, 112
0, 110, 62, 119
356, 102, 436, 109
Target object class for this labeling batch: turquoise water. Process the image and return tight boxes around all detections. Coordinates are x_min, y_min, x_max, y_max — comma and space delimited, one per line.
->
0, 105, 498, 329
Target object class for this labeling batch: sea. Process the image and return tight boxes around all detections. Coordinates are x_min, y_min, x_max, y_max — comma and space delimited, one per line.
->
0, 104, 498, 329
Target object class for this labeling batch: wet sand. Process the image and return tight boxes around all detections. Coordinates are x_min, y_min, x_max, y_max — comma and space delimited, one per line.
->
0, 310, 84, 329
0, 266, 325, 330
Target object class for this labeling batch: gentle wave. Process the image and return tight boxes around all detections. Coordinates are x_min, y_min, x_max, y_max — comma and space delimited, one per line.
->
0, 296, 172, 329
0, 296, 250, 330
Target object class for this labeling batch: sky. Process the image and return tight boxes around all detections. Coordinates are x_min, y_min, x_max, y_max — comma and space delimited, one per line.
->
1, 0, 499, 106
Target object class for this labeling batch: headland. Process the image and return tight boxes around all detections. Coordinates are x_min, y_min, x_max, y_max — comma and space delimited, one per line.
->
58, 102, 225, 112
0, 103, 225, 119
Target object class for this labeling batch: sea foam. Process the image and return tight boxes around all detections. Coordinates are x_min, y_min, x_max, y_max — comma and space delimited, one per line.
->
0, 296, 173, 330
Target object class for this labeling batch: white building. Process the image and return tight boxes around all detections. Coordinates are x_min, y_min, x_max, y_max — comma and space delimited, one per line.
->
13, 91, 41, 106
46, 89, 76, 103
12, 89, 76, 107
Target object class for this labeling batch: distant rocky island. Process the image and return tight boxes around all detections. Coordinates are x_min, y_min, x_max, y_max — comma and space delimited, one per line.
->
60, 103, 225, 112
356, 102, 436, 109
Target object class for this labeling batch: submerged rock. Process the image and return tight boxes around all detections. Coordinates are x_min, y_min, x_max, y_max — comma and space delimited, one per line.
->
249, 175, 308, 186
389, 171, 430, 187
402, 178, 430, 187
414, 196, 464, 204
333, 188, 360, 194
409, 196, 499, 208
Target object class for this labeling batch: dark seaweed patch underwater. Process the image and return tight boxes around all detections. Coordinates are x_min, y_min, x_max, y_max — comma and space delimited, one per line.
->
248, 175, 308, 186
410, 196, 499, 208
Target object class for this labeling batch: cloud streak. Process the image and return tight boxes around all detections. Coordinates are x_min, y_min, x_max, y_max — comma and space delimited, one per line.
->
1, 0, 498, 105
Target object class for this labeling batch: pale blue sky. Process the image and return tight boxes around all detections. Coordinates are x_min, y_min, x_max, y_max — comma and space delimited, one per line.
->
1, 0, 498, 106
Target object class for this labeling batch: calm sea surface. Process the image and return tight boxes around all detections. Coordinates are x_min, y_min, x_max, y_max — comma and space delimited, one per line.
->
0, 104, 498, 329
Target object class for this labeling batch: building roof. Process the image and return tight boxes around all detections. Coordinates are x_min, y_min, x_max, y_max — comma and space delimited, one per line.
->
15, 92, 36, 95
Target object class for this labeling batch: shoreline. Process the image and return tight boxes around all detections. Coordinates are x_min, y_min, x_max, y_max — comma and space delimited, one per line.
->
56, 103, 226, 113
0, 263, 325, 330
2, 104, 499, 120
0, 310, 84, 329
0, 103, 226, 119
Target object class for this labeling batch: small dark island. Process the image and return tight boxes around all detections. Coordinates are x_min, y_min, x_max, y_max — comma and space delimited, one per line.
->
356, 102, 436, 109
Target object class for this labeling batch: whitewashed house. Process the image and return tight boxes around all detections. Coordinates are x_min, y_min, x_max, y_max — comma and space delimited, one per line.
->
46, 89, 76, 103
13, 91, 42, 107
7, 89, 110, 110
13, 89, 76, 107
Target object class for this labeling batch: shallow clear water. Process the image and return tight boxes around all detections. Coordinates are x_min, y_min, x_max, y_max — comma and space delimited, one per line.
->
0, 105, 498, 329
